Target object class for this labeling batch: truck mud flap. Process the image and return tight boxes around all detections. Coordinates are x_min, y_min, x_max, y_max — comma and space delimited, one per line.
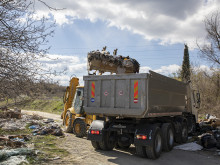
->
87, 120, 105, 142
134, 125, 157, 146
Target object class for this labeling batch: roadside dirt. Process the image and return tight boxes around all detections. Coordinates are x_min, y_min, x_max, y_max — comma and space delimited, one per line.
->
22, 110, 220, 165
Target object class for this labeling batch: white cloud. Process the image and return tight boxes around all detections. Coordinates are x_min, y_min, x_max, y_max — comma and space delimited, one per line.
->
139, 66, 151, 73
154, 64, 181, 75
140, 64, 180, 76
35, 0, 220, 47
39, 54, 87, 86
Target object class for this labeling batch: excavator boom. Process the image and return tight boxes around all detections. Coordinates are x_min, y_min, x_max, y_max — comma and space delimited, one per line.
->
63, 77, 79, 119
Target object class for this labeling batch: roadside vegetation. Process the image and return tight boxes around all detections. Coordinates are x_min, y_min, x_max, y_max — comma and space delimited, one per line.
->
0, 82, 65, 115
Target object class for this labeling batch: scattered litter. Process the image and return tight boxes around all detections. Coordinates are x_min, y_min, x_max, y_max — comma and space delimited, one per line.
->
29, 125, 40, 129
0, 155, 28, 165
0, 148, 34, 161
31, 124, 64, 136
206, 114, 217, 120
0, 135, 29, 149
199, 114, 220, 130
174, 142, 203, 151
52, 156, 60, 160
43, 118, 54, 123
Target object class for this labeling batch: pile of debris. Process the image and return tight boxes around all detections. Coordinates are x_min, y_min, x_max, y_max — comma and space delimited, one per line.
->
198, 114, 220, 149
0, 135, 29, 149
87, 46, 140, 74
0, 107, 64, 164
29, 119, 64, 136
0, 148, 34, 165
0, 107, 64, 137
0, 106, 21, 119
175, 114, 220, 154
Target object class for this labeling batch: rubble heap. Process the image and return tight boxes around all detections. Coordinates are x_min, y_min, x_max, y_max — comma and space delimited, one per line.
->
0, 107, 21, 119
0, 107, 64, 164
87, 47, 140, 74
198, 114, 220, 149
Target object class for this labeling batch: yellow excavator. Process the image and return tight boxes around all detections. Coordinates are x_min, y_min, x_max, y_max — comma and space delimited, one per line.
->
61, 77, 96, 137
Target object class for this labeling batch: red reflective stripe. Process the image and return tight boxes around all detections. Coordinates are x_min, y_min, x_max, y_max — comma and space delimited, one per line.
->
92, 82, 95, 89
134, 90, 138, 98
91, 82, 95, 98
91, 91, 95, 97
134, 81, 138, 89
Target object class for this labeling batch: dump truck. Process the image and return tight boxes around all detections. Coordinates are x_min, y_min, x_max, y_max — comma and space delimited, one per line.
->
84, 71, 200, 159
62, 77, 96, 137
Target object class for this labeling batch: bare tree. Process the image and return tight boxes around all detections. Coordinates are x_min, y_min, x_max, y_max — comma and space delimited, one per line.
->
198, 11, 220, 66
0, 0, 60, 101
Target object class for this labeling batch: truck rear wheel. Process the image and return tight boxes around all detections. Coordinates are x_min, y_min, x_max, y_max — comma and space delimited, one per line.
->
162, 123, 174, 152
181, 122, 188, 143
73, 119, 87, 138
64, 111, 73, 133
135, 145, 147, 157
99, 134, 115, 151
175, 122, 188, 144
145, 127, 162, 159
91, 141, 101, 150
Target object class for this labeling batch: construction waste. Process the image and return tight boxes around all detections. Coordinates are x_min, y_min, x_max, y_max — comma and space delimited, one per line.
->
0, 148, 34, 165
0, 107, 21, 119
198, 114, 220, 150
87, 47, 140, 74
29, 122, 64, 136
175, 114, 220, 154
0, 107, 64, 164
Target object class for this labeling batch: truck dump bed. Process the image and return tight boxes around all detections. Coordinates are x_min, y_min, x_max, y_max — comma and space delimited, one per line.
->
83, 71, 187, 118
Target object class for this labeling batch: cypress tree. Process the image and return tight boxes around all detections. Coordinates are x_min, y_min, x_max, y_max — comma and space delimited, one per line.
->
181, 44, 191, 82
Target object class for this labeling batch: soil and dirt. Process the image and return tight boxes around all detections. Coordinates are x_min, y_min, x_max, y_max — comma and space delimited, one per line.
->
20, 110, 220, 165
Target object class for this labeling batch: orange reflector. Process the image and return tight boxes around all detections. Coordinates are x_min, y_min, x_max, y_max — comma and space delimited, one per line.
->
136, 135, 147, 140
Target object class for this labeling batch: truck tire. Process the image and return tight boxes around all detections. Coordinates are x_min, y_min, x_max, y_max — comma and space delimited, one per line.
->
73, 119, 87, 138
135, 145, 147, 157
91, 141, 101, 150
64, 111, 73, 133
175, 121, 188, 144
99, 134, 115, 151
162, 123, 174, 152
145, 127, 162, 159
181, 122, 188, 143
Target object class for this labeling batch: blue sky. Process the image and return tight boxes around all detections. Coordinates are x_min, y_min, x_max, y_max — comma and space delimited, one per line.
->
35, 0, 219, 85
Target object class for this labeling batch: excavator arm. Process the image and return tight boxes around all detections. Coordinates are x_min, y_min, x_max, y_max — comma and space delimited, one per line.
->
62, 77, 79, 119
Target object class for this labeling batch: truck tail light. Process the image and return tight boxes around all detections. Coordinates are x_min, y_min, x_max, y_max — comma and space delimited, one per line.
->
136, 135, 147, 140
91, 130, 100, 135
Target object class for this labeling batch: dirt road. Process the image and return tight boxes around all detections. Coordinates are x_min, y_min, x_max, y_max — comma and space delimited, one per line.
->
21, 110, 62, 122
22, 110, 220, 165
